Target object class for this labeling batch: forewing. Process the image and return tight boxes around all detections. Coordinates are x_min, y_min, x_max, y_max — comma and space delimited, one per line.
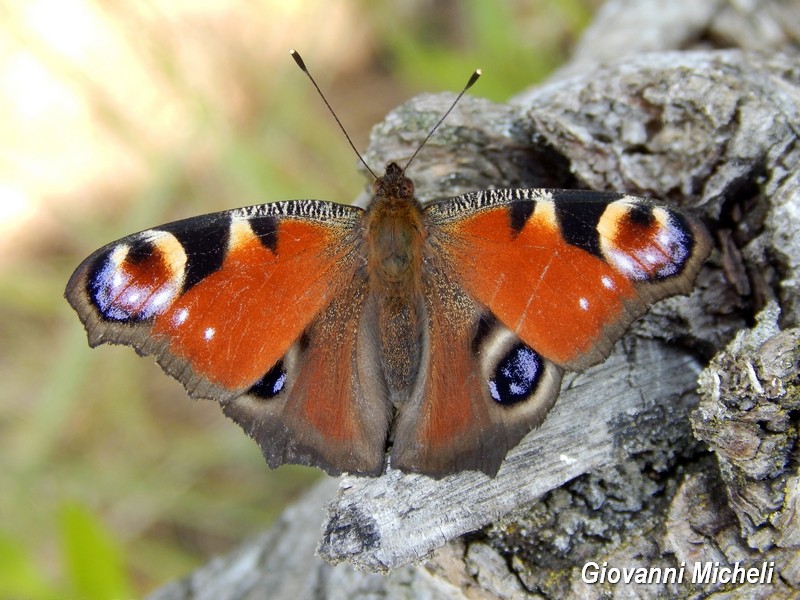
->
66, 200, 392, 474
425, 189, 711, 371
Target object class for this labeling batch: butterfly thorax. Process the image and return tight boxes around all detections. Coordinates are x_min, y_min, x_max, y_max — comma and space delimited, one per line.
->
364, 162, 426, 394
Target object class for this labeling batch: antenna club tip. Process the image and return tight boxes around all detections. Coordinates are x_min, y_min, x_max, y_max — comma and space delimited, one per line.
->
466, 69, 481, 89
290, 49, 307, 71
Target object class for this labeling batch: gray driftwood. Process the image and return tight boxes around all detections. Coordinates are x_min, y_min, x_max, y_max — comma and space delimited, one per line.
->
148, 0, 800, 598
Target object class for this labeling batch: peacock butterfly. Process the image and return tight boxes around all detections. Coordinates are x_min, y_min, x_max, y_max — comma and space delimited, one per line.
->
65, 52, 712, 478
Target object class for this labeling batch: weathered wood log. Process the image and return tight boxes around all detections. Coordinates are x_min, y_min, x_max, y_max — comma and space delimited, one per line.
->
148, 0, 800, 597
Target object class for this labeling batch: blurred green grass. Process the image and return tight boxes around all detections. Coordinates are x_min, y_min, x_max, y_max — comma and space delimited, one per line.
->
0, 0, 598, 597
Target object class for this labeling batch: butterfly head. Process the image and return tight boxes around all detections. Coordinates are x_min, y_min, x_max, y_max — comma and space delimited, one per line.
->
372, 162, 415, 202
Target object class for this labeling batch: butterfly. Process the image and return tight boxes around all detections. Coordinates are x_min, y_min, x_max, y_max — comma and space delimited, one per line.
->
65, 55, 712, 479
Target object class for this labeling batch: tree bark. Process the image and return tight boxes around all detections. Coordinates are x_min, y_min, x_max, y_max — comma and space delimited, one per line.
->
148, 0, 800, 598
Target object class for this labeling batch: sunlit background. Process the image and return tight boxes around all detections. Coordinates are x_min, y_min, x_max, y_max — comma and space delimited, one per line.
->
0, 0, 598, 597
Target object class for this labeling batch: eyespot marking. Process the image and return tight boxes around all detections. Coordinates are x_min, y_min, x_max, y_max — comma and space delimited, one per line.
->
488, 343, 543, 406
248, 360, 288, 399
87, 232, 186, 322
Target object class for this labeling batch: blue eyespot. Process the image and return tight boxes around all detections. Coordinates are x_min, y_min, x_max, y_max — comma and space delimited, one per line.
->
249, 361, 287, 399
488, 344, 542, 406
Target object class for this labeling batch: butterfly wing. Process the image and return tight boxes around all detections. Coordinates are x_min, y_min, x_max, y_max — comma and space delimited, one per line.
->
425, 189, 712, 371
390, 265, 563, 476
390, 189, 711, 477
222, 273, 391, 475
66, 200, 391, 475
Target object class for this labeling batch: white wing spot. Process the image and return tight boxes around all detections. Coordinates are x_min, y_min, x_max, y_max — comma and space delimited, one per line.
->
601, 275, 615, 290
204, 327, 215, 341
174, 307, 189, 326
579, 297, 590, 311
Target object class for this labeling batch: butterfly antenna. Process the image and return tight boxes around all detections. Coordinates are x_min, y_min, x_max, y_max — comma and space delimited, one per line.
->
290, 49, 378, 180
402, 68, 481, 173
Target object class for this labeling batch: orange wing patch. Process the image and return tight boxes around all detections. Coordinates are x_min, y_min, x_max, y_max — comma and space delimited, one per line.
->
152, 219, 353, 390
436, 202, 638, 369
